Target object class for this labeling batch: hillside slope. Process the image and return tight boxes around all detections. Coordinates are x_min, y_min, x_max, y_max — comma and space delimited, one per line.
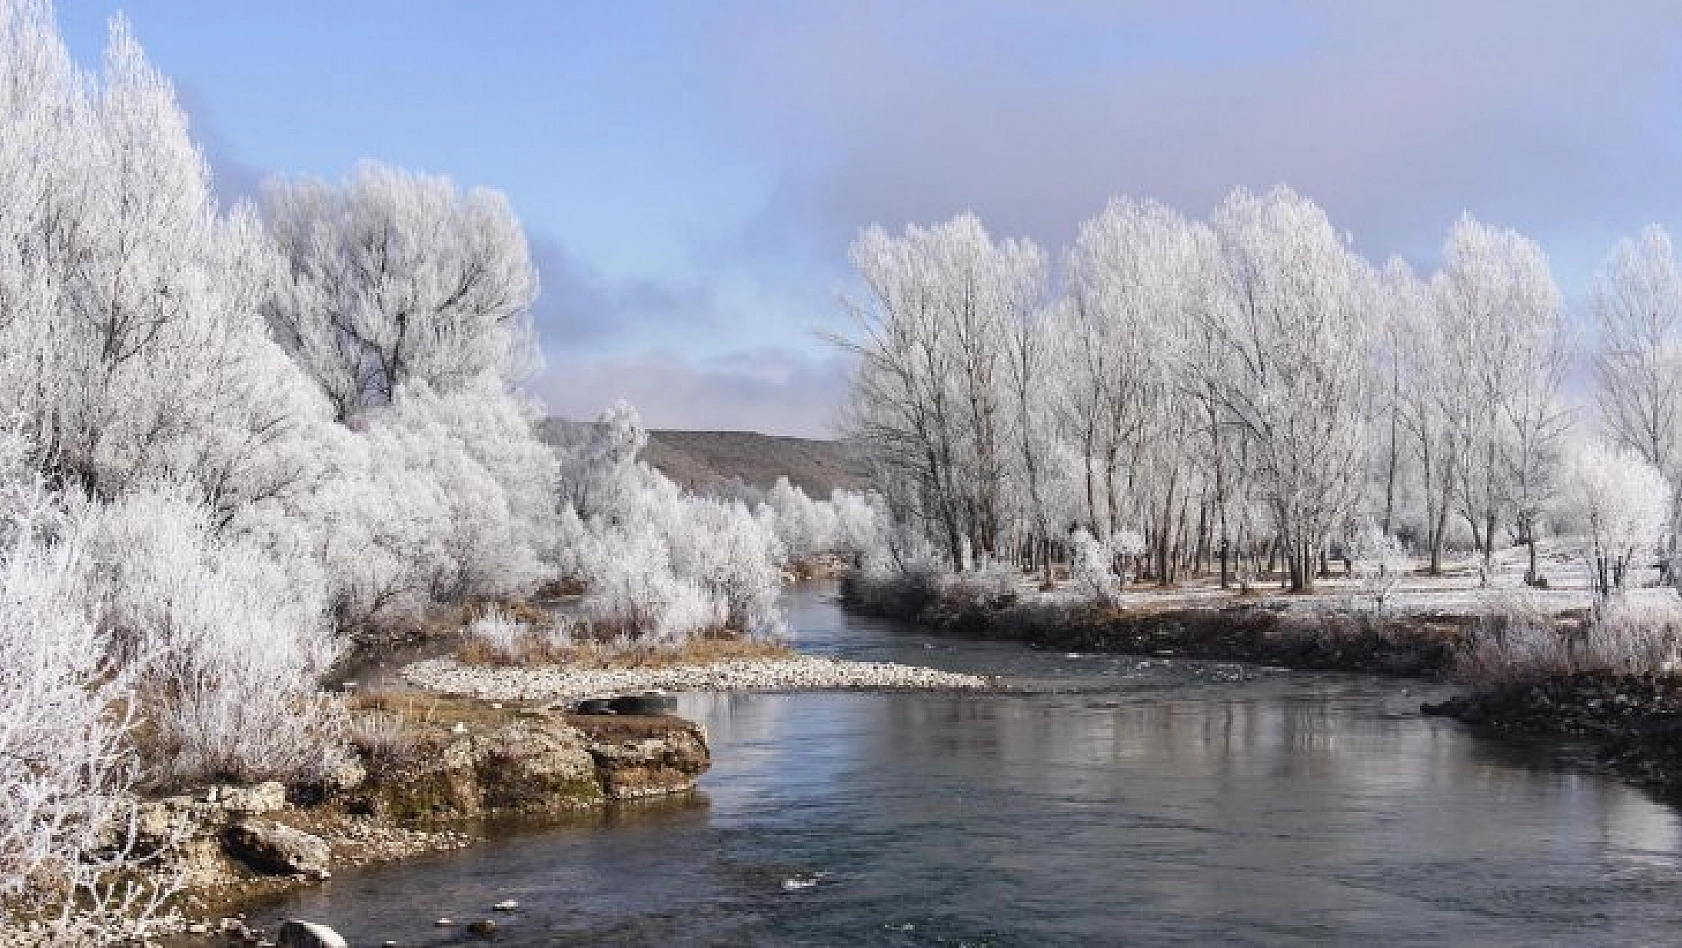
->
540, 420, 868, 498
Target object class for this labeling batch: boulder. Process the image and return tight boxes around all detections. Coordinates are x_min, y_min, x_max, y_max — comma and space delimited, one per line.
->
220, 781, 288, 816
572, 717, 711, 799
277, 920, 348, 948
224, 819, 331, 879
476, 717, 603, 812
353, 710, 605, 819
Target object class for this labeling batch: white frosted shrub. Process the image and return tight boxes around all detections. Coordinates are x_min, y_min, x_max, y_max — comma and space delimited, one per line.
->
0, 459, 169, 927
280, 379, 557, 631
943, 558, 1022, 609
77, 486, 344, 786
667, 494, 785, 636
1583, 595, 1682, 673
1455, 593, 1682, 685
569, 495, 728, 642
1071, 528, 1129, 605
760, 480, 886, 565
556, 403, 788, 641
764, 477, 838, 563
1554, 437, 1671, 598
551, 400, 647, 519
831, 490, 886, 556
358, 381, 554, 604
842, 526, 947, 616
1349, 518, 1411, 613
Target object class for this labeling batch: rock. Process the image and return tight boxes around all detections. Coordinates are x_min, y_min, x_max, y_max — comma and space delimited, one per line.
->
276, 920, 348, 948
477, 719, 603, 812
224, 819, 331, 880
221, 781, 288, 816
493, 899, 519, 911
352, 711, 609, 820
579, 718, 711, 799
323, 756, 368, 792
435, 918, 454, 927
467, 919, 498, 937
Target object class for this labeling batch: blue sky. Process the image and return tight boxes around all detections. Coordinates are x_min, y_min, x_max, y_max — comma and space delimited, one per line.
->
53, 1, 1682, 435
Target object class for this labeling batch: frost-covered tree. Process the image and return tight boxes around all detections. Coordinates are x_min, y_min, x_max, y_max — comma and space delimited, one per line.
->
549, 401, 649, 520
1434, 214, 1568, 584
76, 485, 345, 785
553, 404, 787, 641
0, 8, 322, 520
1204, 186, 1372, 592
1554, 437, 1670, 599
1592, 225, 1682, 575
262, 161, 540, 421
1387, 259, 1461, 573
1061, 198, 1210, 585
841, 214, 1045, 568
0, 433, 169, 931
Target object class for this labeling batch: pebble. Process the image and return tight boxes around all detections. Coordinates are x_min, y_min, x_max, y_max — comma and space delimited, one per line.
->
493, 899, 519, 911
435, 918, 454, 927
403, 655, 993, 701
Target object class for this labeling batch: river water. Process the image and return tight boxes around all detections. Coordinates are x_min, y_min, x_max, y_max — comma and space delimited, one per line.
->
247, 584, 1682, 946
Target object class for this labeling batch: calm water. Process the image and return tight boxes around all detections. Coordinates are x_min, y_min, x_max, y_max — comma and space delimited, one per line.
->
248, 584, 1682, 946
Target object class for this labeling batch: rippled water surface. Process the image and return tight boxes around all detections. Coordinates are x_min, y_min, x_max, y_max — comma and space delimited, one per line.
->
249, 584, 1682, 946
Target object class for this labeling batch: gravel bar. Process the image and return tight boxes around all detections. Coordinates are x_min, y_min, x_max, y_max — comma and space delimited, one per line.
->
401, 655, 996, 702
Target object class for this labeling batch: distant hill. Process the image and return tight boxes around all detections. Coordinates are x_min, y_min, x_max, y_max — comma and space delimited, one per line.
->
539, 419, 869, 499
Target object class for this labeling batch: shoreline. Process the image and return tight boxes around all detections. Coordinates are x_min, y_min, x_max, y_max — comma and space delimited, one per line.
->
56, 587, 1682, 942
402, 653, 998, 701
12, 697, 714, 947
838, 579, 1682, 805
844, 589, 1466, 678
1423, 672, 1682, 807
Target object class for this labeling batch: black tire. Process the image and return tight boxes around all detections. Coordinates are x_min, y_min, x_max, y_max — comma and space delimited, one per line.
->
573, 698, 617, 715
607, 692, 677, 716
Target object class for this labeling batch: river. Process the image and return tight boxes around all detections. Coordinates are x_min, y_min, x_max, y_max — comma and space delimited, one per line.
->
246, 583, 1682, 945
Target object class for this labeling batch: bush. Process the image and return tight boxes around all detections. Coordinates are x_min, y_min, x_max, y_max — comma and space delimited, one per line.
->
1453, 593, 1682, 686
458, 608, 580, 665
77, 486, 346, 787
941, 558, 1023, 610
0, 444, 168, 929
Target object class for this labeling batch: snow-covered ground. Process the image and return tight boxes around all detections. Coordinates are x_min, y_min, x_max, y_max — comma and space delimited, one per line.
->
1007, 540, 1677, 619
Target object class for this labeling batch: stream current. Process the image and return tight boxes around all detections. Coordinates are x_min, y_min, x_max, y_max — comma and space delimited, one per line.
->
247, 583, 1682, 946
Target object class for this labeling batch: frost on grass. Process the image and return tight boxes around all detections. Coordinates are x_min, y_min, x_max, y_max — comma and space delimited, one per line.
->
1455, 593, 1682, 686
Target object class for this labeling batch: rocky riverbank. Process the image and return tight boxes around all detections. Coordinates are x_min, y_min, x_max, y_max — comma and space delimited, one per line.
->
4, 696, 711, 946
1422, 672, 1682, 804
403, 654, 996, 701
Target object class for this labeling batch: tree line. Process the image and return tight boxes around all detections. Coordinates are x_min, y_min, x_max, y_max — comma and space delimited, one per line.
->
840, 188, 1678, 596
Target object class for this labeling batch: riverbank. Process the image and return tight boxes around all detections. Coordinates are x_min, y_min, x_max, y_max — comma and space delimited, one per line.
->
1423, 672, 1682, 805
6, 694, 711, 946
404, 653, 996, 701
845, 584, 1465, 678
841, 568, 1682, 807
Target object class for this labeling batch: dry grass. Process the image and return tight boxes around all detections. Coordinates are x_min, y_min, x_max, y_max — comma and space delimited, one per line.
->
346, 711, 416, 772
1453, 595, 1682, 687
